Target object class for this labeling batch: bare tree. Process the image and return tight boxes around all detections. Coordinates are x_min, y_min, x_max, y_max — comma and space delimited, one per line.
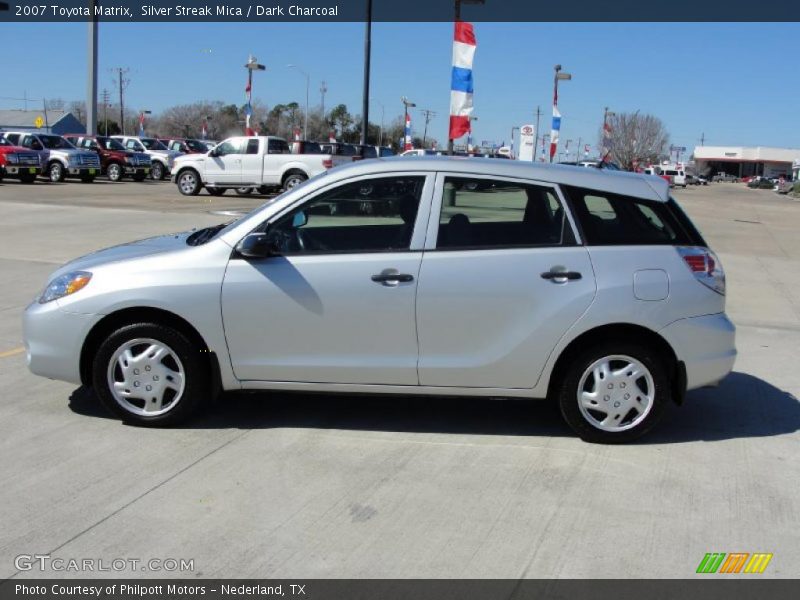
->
600, 111, 670, 170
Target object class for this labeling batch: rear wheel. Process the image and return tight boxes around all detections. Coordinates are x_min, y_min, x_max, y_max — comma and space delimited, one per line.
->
92, 323, 209, 426
177, 169, 201, 196
557, 342, 670, 443
235, 187, 252, 196
150, 161, 164, 181
282, 171, 307, 191
48, 161, 65, 182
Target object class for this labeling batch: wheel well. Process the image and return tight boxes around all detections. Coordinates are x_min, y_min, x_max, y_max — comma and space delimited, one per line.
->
79, 307, 221, 394
282, 169, 307, 185
546, 323, 681, 403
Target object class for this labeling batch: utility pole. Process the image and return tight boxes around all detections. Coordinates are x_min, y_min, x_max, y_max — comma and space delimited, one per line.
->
576, 136, 582, 160
360, 0, 372, 145
419, 108, 436, 147
700, 132, 705, 146
101, 89, 110, 135
532, 105, 541, 162
86, 1, 98, 135
112, 67, 130, 135
320, 81, 327, 120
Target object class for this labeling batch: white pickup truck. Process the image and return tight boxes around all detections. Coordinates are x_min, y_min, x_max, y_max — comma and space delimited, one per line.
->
171, 136, 350, 196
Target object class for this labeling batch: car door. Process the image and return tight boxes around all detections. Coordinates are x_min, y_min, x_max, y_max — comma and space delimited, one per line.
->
20, 135, 48, 165
415, 173, 597, 389
222, 173, 432, 385
205, 137, 244, 184
260, 138, 291, 184
239, 138, 263, 185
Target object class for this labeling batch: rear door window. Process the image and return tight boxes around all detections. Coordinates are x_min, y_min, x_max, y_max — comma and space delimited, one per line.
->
563, 186, 694, 245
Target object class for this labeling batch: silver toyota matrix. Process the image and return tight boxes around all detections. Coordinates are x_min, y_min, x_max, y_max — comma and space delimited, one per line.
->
24, 157, 735, 443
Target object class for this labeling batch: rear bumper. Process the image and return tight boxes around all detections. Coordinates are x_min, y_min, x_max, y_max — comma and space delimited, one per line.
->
660, 312, 736, 390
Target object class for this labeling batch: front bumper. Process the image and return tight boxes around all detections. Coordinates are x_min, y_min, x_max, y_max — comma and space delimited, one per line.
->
659, 312, 736, 390
67, 167, 99, 176
4, 165, 42, 176
124, 166, 151, 176
23, 300, 99, 385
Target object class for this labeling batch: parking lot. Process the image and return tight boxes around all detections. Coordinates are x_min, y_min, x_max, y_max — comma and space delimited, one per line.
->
0, 179, 798, 579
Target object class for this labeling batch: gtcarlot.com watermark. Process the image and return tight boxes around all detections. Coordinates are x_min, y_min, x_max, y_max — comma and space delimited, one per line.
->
15, 554, 194, 573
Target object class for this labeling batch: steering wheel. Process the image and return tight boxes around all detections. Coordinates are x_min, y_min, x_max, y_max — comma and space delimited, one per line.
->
295, 229, 331, 252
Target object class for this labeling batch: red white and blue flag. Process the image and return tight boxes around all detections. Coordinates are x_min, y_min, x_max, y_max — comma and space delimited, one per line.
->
404, 112, 412, 151
138, 112, 145, 136
244, 73, 254, 136
449, 21, 476, 141
549, 106, 561, 161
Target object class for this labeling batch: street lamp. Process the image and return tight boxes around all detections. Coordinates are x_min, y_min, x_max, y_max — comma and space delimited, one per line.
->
550, 64, 572, 163
401, 96, 416, 150
287, 64, 310, 140
244, 55, 266, 135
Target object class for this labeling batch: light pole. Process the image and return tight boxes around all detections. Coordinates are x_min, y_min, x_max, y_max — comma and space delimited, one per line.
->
401, 96, 416, 150
244, 55, 266, 135
320, 81, 328, 121
287, 64, 310, 140
550, 64, 572, 163
532, 105, 541, 162
361, 0, 373, 145
510, 126, 519, 159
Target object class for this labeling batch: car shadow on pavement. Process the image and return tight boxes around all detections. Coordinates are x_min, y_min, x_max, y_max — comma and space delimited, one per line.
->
68, 371, 799, 443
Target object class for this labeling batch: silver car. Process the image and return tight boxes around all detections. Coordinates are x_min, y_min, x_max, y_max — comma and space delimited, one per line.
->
23, 158, 735, 443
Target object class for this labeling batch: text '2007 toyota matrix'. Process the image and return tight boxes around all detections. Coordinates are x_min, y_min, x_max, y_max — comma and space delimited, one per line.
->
24, 156, 735, 443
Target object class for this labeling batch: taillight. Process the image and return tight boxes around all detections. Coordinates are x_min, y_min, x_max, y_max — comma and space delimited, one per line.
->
322, 158, 333, 169
677, 246, 725, 295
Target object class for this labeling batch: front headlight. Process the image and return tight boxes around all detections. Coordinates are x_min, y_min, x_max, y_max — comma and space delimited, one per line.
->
6, 153, 19, 164
124, 156, 133, 164
68, 155, 79, 165
39, 271, 92, 304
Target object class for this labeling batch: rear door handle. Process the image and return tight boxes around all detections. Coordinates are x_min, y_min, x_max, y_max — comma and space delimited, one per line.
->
371, 273, 414, 283
541, 270, 582, 281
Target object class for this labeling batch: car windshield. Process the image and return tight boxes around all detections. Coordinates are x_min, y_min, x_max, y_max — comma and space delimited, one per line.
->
98, 137, 126, 151
185, 139, 207, 152
140, 138, 168, 150
39, 135, 74, 149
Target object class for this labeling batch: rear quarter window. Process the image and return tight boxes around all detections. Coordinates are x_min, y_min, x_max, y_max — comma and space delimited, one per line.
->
562, 185, 700, 246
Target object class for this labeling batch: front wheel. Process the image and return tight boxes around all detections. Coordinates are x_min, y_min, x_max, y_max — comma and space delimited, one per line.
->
107, 162, 123, 182
92, 323, 209, 426
177, 170, 201, 196
150, 161, 165, 181
48, 161, 65, 182
557, 342, 670, 443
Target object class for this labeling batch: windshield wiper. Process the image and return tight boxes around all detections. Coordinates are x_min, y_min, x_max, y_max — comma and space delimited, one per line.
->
186, 222, 228, 246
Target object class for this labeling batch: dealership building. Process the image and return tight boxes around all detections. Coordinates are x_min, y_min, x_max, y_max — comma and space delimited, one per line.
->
0, 109, 85, 136
693, 146, 800, 179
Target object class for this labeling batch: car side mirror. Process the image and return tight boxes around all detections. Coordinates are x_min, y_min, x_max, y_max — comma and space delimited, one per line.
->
236, 232, 280, 259
292, 211, 308, 228
208, 148, 219, 157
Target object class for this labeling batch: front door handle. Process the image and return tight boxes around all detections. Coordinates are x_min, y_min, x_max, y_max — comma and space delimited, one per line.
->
541, 270, 582, 282
371, 272, 414, 284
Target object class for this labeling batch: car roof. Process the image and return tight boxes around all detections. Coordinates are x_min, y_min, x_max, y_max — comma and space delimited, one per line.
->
329, 156, 671, 202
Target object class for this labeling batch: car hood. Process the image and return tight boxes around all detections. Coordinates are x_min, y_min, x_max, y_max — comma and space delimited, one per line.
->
53, 231, 193, 277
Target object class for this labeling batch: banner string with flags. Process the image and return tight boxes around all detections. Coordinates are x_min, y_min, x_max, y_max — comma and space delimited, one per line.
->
449, 21, 476, 143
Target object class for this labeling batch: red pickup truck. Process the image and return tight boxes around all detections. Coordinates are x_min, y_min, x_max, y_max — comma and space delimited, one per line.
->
0, 135, 42, 183
64, 134, 152, 182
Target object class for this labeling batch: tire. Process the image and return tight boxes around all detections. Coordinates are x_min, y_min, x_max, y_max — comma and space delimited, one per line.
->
81, 175, 95, 183
176, 169, 201, 196
48, 161, 65, 182
557, 341, 671, 443
282, 171, 307, 191
235, 187, 252, 196
106, 162, 123, 182
207, 187, 226, 196
20, 174, 36, 184
150, 161, 164, 181
92, 323, 209, 426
